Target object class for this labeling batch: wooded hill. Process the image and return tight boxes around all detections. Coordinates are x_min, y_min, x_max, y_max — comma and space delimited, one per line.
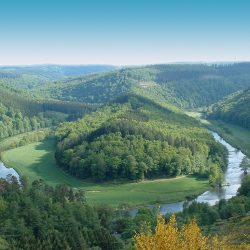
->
55, 94, 227, 183
40, 63, 250, 108
208, 88, 250, 129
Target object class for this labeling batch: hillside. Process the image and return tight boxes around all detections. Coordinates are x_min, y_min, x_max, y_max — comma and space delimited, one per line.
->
0, 86, 96, 117
0, 86, 95, 141
208, 88, 250, 129
41, 63, 250, 108
55, 94, 227, 183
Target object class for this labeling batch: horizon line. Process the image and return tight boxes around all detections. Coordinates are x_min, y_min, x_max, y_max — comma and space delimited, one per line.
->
1, 60, 250, 67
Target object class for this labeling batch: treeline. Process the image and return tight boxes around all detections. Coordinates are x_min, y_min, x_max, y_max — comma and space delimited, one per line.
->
207, 88, 250, 129
0, 178, 122, 250
41, 63, 250, 108
55, 95, 227, 183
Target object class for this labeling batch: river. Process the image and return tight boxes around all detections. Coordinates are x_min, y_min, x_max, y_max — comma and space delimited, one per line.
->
0, 161, 20, 181
130, 131, 247, 216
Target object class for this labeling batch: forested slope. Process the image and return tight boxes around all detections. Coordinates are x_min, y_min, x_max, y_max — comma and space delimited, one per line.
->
208, 88, 250, 129
0, 87, 96, 140
42, 63, 250, 108
55, 94, 227, 183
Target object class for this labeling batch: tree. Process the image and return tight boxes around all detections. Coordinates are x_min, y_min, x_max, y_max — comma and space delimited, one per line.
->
238, 175, 250, 197
241, 157, 250, 175
209, 164, 224, 188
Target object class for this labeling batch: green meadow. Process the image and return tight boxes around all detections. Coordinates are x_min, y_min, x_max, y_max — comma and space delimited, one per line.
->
1, 138, 209, 207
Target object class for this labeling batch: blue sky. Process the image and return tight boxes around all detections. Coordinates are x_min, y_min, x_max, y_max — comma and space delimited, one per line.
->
0, 0, 250, 65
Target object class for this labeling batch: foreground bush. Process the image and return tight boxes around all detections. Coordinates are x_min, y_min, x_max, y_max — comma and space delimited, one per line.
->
134, 215, 250, 250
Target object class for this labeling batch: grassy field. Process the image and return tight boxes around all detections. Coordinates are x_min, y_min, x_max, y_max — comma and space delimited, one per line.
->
186, 112, 250, 158
1, 138, 209, 207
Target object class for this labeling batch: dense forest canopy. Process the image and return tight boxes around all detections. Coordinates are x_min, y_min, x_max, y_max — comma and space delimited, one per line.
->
38, 63, 250, 109
55, 94, 227, 182
207, 88, 250, 129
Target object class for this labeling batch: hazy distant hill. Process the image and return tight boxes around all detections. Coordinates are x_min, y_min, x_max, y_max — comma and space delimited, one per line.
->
0, 65, 116, 90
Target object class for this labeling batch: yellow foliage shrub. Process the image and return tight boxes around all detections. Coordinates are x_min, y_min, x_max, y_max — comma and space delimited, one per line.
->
134, 215, 250, 250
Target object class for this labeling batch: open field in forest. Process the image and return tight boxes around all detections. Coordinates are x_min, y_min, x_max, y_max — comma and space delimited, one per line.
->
1, 138, 209, 207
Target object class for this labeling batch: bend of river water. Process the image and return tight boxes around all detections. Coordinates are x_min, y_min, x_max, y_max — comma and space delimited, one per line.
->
0, 131, 247, 216
130, 131, 247, 216
0, 161, 20, 181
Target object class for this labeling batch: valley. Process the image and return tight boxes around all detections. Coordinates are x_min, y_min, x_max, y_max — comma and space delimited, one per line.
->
2, 1, 250, 248
0, 63, 249, 249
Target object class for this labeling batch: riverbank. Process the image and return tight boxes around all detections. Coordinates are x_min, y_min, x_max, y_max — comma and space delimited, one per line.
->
1, 138, 209, 207
187, 112, 250, 158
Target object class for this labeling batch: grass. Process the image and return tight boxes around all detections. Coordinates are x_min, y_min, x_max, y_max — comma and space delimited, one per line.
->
1, 138, 209, 207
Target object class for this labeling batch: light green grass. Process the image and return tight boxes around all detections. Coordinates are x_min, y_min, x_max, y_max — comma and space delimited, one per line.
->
1, 138, 209, 207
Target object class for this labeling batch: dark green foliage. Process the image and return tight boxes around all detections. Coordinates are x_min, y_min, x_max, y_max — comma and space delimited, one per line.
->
55, 95, 227, 182
208, 88, 250, 129
0, 179, 122, 250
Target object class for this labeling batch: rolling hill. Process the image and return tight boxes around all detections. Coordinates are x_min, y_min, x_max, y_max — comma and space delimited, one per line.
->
40, 63, 250, 109
55, 94, 227, 183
